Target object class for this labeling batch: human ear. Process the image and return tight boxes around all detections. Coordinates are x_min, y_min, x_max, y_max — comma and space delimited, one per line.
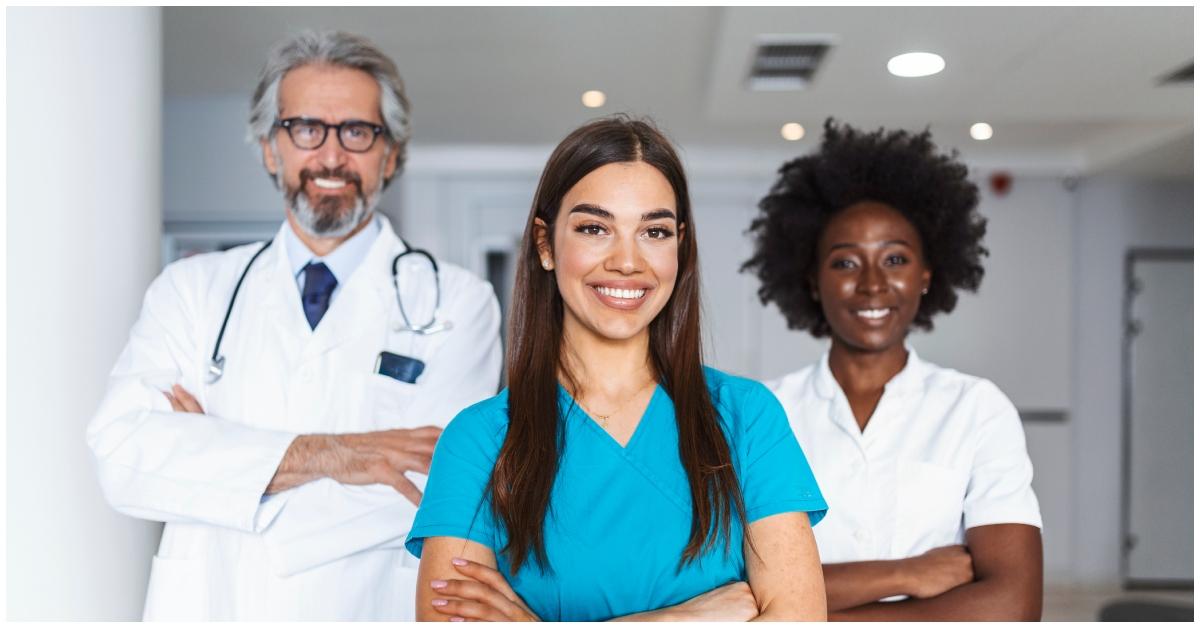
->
534, 217, 553, 270
383, 144, 399, 181
260, 139, 279, 176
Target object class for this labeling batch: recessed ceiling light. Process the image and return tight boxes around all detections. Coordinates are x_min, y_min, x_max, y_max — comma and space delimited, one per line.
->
781, 122, 805, 141
581, 90, 606, 108
887, 52, 945, 78
970, 122, 994, 141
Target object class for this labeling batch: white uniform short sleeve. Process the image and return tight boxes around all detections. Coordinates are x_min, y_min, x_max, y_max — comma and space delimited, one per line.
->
771, 349, 1042, 565
961, 380, 1043, 530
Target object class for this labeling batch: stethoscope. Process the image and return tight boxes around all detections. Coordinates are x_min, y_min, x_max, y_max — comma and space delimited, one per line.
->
207, 237, 452, 384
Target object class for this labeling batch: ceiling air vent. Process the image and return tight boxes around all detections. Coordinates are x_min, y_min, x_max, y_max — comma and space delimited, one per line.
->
1160, 61, 1192, 85
746, 35, 835, 91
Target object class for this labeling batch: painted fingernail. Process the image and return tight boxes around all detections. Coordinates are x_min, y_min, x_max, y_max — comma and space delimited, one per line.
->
450, 617, 465, 623
430, 580, 447, 589
431, 599, 448, 607
451, 557, 468, 566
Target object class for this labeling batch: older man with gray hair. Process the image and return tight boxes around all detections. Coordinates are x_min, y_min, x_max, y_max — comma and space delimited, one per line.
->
87, 30, 501, 620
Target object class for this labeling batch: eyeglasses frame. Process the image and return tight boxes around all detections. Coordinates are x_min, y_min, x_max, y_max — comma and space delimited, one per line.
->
275, 117, 387, 153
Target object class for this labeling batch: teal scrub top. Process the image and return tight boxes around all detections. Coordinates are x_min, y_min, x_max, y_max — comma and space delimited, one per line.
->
405, 367, 827, 621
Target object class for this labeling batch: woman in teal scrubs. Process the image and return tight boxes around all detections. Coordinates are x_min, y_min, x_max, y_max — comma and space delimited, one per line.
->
406, 116, 828, 621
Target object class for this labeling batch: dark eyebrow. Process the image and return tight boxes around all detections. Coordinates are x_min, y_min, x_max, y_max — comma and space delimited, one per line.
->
568, 204, 613, 220
829, 239, 913, 251
567, 204, 676, 222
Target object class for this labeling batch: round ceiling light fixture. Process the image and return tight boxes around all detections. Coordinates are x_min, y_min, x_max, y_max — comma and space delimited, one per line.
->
887, 52, 945, 78
970, 122, 994, 141
780, 122, 805, 141
581, 90, 606, 108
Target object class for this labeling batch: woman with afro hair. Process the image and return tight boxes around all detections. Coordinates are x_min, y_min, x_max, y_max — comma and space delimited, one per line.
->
744, 120, 1043, 620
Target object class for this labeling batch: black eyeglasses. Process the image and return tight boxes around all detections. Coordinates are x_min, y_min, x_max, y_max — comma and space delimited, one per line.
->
275, 117, 386, 153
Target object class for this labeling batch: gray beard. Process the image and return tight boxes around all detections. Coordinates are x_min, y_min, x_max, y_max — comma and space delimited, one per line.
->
272, 141, 390, 239
289, 187, 376, 239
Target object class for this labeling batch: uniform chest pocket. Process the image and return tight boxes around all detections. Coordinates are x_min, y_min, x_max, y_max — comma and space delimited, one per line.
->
362, 372, 419, 429
894, 459, 969, 555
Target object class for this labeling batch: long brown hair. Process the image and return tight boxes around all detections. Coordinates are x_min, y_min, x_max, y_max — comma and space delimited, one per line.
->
489, 116, 747, 574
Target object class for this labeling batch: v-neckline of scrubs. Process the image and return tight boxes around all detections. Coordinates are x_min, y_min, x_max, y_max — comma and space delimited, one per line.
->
560, 383, 664, 451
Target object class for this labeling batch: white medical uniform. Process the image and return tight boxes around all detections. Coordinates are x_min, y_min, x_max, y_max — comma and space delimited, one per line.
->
767, 348, 1041, 568
86, 215, 502, 620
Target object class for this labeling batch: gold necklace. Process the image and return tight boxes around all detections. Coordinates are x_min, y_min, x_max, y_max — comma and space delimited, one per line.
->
577, 379, 656, 429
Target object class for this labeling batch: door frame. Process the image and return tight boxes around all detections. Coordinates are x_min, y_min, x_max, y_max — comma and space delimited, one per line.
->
1120, 247, 1194, 589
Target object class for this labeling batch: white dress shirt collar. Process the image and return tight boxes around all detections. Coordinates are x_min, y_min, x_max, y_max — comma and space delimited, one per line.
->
283, 213, 382, 289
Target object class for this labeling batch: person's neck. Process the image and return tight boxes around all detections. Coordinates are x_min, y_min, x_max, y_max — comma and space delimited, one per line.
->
286, 211, 372, 258
827, 338, 910, 397
559, 320, 656, 401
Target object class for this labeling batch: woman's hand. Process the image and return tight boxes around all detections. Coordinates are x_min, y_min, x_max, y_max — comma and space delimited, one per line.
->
900, 545, 975, 598
664, 581, 760, 622
429, 557, 540, 622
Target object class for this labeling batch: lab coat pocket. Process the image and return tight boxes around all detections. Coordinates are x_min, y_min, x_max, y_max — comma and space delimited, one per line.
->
143, 555, 210, 621
364, 373, 419, 428
894, 460, 969, 556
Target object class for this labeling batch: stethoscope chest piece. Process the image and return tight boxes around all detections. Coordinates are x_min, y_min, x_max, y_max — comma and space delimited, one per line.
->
207, 356, 226, 384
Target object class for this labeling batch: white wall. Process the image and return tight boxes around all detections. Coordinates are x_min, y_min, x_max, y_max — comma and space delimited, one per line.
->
7, 7, 164, 620
1069, 177, 1193, 586
164, 95, 277, 220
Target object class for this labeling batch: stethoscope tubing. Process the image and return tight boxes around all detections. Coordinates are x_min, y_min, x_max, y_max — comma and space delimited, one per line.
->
207, 236, 446, 384
391, 240, 450, 334
208, 239, 274, 383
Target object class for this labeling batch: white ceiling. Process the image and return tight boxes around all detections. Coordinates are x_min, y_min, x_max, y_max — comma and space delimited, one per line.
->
163, 6, 1194, 177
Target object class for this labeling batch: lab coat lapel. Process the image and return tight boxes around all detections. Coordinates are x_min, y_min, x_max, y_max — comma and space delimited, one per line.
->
261, 223, 308, 331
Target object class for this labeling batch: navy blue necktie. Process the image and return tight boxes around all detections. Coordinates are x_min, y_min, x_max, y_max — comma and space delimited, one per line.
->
302, 262, 338, 329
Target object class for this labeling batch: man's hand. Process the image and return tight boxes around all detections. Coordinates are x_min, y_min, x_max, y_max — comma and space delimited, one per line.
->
322, 427, 442, 504
899, 544, 975, 599
265, 426, 442, 504
164, 384, 205, 414
164, 384, 442, 506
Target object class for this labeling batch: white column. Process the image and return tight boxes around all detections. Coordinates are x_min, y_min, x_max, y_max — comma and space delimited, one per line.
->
8, 7, 163, 620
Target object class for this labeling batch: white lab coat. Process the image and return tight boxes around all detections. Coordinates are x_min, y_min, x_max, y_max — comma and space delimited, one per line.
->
87, 216, 502, 620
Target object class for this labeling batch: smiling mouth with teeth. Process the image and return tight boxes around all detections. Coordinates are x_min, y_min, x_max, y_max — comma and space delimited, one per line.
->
855, 308, 892, 320
594, 286, 647, 300
313, 178, 347, 190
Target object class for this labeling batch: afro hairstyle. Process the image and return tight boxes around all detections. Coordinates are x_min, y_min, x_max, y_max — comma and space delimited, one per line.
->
742, 118, 988, 337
